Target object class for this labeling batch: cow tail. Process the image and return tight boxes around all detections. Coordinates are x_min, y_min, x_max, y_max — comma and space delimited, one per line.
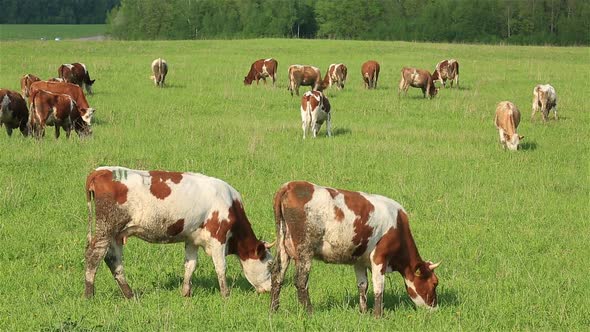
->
158, 58, 163, 86
272, 185, 289, 250
455, 62, 459, 87
85, 175, 96, 244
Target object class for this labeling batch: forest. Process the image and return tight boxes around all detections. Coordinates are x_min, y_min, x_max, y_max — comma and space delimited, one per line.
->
1, 0, 588, 45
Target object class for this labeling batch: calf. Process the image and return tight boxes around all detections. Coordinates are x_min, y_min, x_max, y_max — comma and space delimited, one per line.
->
0, 89, 29, 137
151, 58, 168, 87
20, 74, 41, 98
29, 90, 93, 139
323, 63, 347, 90
532, 84, 558, 121
300, 91, 331, 139
84, 167, 274, 299
361, 61, 380, 89
432, 59, 459, 88
495, 101, 523, 151
287, 65, 322, 96
244, 58, 278, 86
58, 63, 95, 95
270, 181, 440, 317
399, 67, 438, 99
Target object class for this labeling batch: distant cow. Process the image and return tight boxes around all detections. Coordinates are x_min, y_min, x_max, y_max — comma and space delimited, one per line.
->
398, 67, 438, 99
0, 89, 29, 137
300, 91, 331, 139
495, 101, 523, 151
432, 59, 459, 88
29, 89, 93, 139
287, 65, 322, 96
84, 167, 274, 299
270, 181, 440, 317
323, 63, 347, 90
361, 61, 380, 89
151, 58, 168, 87
58, 63, 95, 95
244, 58, 278, 86
20, 74, 41, 98
29, 81, 94, 119
532, 84, 558, 121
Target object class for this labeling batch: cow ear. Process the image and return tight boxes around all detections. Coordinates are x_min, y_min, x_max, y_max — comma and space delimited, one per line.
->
256, 242, 266, 258
414, 266, 422, 277
90, 79, 96, 84
519, 135, 525, 140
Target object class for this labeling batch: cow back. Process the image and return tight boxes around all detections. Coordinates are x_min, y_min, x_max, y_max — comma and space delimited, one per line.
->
30, 81, 90, 109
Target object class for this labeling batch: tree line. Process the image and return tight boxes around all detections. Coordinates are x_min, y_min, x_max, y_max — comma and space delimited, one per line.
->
0, 0, 120, 24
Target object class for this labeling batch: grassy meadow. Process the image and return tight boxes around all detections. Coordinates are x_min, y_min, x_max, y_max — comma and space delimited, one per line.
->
0, 24, 106, 40
0, 37, 588, 330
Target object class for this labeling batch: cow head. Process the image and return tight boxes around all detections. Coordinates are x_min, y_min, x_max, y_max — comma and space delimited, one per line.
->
404, 261, 440, 309
505, 134, 523, 151
86, 80, 95, 95
75, 108, 95, 137
243, 76, 253, 85
239, 240, 274, 293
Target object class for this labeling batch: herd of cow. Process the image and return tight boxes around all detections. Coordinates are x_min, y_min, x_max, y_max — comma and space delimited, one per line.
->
1, 54, 559, 318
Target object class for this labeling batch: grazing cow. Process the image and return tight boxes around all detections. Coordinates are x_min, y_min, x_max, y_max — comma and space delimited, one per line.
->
398, 67, 438, 99
84, 167, 274, 299
287, 65, 322, 96
432, 59, 459, 88
244, 58, 278, 86
0, 89, 29, 137
29, 81, 94, 115
151, 58, 168, 87
29, 89, 93, 139
58, 63, 95, 95
20, 74, 41, 98
532, 84, 558, 121
270, 181, 441, 317
300, 91, 331, 139
361, 61, 380, 89
323, 63, 348, 90
495, 101, 523, 151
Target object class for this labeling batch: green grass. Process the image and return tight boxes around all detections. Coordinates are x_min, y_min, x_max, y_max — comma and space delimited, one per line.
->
0, 24, 106, 40
0, 38, 588, 330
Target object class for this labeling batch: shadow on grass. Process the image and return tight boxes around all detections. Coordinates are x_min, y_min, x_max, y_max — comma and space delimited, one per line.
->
331, 127, 352, 137
520, 141, 537, 151
149, 271, 254, 295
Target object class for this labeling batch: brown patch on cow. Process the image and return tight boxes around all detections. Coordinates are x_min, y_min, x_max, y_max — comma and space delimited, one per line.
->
326, 188, 339, 198
333, 206, 345, 222
280, 181, 315, 255
148, 171, 183, 200
203, 211, 229, 244
224, 199, 266, 261
86, 170, 129, 205
167, 218, 184, 236
338, 190, 374, 256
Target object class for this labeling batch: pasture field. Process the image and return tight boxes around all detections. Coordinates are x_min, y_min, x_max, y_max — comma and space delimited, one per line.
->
0, 38, 588, 330
0, 24, 106, 40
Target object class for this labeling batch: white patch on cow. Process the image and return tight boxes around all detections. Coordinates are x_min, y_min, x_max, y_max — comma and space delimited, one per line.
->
240, 254, 272, 293
82, 108, 94, 124
404, 279, 429, 307
80, 63, 88, 74
64, 63, 74, 69
0, 95, 11, 121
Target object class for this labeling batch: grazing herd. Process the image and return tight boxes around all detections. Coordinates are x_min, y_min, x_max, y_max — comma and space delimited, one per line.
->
2, 50, 561, 319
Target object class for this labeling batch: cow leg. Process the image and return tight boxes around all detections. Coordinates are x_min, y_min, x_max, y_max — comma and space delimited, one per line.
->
326, 113, 332, 137
55, 126, 60, 139
542, 102, 549, 122
270, 237, 291, 312
371, 263, 386, 318
210, 243, 229, 297
553, 104, 558, 120
84, 235, 112, 298
354, 264, 368, 313
5, 126, 12, 136
181, 242, 198, 297
294, 258, 313, 313
104, 240, 134, 299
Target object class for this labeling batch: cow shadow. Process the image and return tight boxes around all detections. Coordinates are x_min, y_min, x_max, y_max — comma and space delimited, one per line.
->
163, 83, 187, 89
152, 271, 253, 294
520, 141, 537, 151
331, 127, 352, 137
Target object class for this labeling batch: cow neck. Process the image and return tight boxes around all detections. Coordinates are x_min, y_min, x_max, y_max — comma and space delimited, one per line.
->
394, 210, 424, 279
226, 200, 260, 261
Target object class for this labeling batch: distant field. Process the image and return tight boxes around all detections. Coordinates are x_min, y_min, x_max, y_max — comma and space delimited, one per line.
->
0, 39, 588, 330
0, 24, 106, 40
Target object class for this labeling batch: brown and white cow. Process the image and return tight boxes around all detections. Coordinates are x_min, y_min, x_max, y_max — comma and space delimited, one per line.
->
323, 63, 348, 90
432, 59, 459, 88
58, 63, 95, 95
287, 65, 322, 96
20, 74, 41, 98
495, 101, 523, 151
361, 61, 380, 89
532, 84, 558, 121
84, 167, 274, 299
0, 89, 29, 137
398, 67, 438, 99
151, 58, 168, 87
270, 181, 440, 317
300, 91, 331, 139
29, 81, 94, 115
29, 89, 93, 139
47, 77, 65, 82
244, 58, 278, 86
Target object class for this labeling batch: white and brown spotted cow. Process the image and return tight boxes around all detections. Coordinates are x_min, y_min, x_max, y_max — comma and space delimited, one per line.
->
532, 84, 558, 122
29, 89, 93, 139
300, 91, 331, 139
29, 81, 95, 121
0, 89, 29, 137
495, 101, 523, 151
84, 167, 274, 299
270, 181, 441, 318
58, 63, 95, 95
150, 58, 168, 87
20, 74, 41, 98
399, 67, 438, 99
361, 61, 380, 89
323, 63, 348, 90
432, 59, 459, 88
287, 65, 322, 96
244, 58, 278, 86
